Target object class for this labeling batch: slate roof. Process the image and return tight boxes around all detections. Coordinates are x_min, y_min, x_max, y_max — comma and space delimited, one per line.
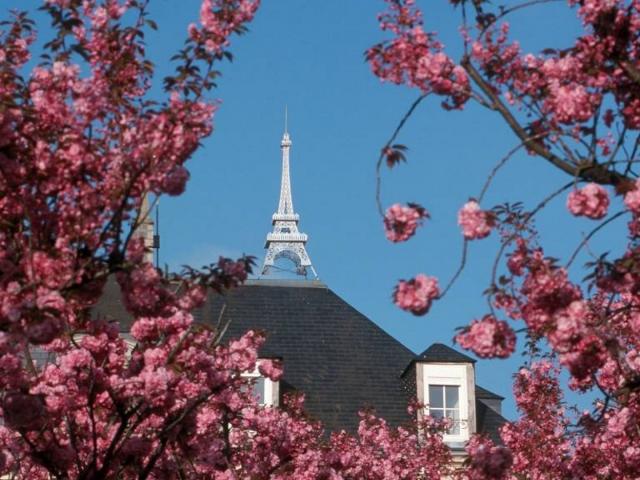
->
418, 343, 477, 364
193, 279, 416, 433
94, 276, 132, 331
94, 277, 508, 438
475, 384, 505, 400
476, 401, 506, 444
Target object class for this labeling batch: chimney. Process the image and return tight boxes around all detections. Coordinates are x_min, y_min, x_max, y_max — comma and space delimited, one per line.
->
133, 194, 155, 264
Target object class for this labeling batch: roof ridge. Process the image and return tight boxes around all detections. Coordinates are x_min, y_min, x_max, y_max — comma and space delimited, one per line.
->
417, 342, 477, 363
244, 279, 327, 288
475, 384, 505, 400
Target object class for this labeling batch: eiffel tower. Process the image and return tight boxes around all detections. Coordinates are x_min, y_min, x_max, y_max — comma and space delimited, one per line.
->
261, 114, 317, 278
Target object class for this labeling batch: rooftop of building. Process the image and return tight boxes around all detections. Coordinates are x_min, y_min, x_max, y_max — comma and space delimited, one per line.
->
94, 277, 507, 435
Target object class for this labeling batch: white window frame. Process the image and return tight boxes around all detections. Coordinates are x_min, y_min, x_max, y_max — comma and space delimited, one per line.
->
427, 384, 463, 435
242, 361, 279, 407
419, 363, 474, 443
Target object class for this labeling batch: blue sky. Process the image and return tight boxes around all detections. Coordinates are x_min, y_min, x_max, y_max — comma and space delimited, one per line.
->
9, 0, 627, 420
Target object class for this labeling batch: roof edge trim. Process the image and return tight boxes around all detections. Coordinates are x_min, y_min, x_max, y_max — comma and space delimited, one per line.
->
245, 279, 327, 288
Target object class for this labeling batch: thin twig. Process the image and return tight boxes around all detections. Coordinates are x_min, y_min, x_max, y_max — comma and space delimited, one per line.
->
441, 135, 549, 299
478, 133, 549, 203
565, 211, 627, 268
489, 181, 574, 293
212, 303, 233, 347
439, 240, 468, 299
478, 0, 564, 36
375, 94, 427, 216
462, 57, 630, 187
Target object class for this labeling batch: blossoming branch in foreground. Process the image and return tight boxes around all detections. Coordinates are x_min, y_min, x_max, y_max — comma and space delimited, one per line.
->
393, 274, 440, 315
455, 315, 516, 359
567, 183, 609, 219
458, 200, 495, 240
384, 202, 429, 242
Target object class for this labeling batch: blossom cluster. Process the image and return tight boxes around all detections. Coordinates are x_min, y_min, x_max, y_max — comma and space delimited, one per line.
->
567, 183, 610, 219
455, 315, 516, 359
0, 1, 302, 477
393, 274, 440, 315
458, 200, 495, 240
0, 3, 462, 478
369, 0, 640, 476
383, 203, 429, 242
366, 0, 470, 109
189, 0, 260, 53
624, 179, 640, 214
465, 436, 513, 480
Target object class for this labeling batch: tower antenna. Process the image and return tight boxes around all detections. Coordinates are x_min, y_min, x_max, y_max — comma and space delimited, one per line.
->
284, 105, 288, 135
154, 201, 160, 269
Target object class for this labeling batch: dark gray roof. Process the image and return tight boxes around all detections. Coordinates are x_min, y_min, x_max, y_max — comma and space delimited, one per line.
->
194, 279, 416, 432
93, 277, 507, 438
476, 401, 507, 444
475, 384, 505, 400
417, 343, 477, 364
93, 276, 132, 331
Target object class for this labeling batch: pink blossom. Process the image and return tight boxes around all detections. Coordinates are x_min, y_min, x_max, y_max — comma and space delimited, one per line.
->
544, 82, 599, 124
195, 0, 260, 53
624, 180, 640, 214
143, 348, 167, 369
130, 317, 158, 341
458, 200, 495, 240
258, 359, 283, 381
466, 436, 513, 480
566, 183, 609, 219
178, 284, 207, 310
383, 203, 429, 242
140, 368, 170, 407
6, 0, 640, 477
35, 288, 66, 311
393, 274, 439, 315
366, 1, 469, 109
161, 165, 190, 196
559, 334, 607, 382
548, 300, 588, 350
506, 240, 528, 276
455, 315, 516, 358
28, 252, 72, 289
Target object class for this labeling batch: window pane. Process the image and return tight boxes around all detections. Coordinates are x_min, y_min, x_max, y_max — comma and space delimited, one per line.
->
445, 386, 459, 409
429, 385, 444, 408
252, 377, 265, 404
430, 409, 444, 419
446, 409, 460, 435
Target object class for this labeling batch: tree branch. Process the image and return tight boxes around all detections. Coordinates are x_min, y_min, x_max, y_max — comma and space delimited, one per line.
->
462, 57, 633, 187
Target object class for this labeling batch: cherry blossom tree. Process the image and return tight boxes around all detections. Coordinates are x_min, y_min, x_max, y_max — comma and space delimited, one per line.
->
371, 0, 640, 477
0, 1, 459, 478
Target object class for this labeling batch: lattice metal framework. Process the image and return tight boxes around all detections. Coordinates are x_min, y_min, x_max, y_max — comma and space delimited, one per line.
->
262, 126, 317, 278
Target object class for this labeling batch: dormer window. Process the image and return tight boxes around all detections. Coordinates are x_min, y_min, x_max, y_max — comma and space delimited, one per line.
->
243, 361, 280, 407
410, 344, 479, 445
420, 363, 473, 443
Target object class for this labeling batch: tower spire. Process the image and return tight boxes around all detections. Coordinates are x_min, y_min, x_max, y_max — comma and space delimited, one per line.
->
262, 115, 317, 278
284, 105, 288, 135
